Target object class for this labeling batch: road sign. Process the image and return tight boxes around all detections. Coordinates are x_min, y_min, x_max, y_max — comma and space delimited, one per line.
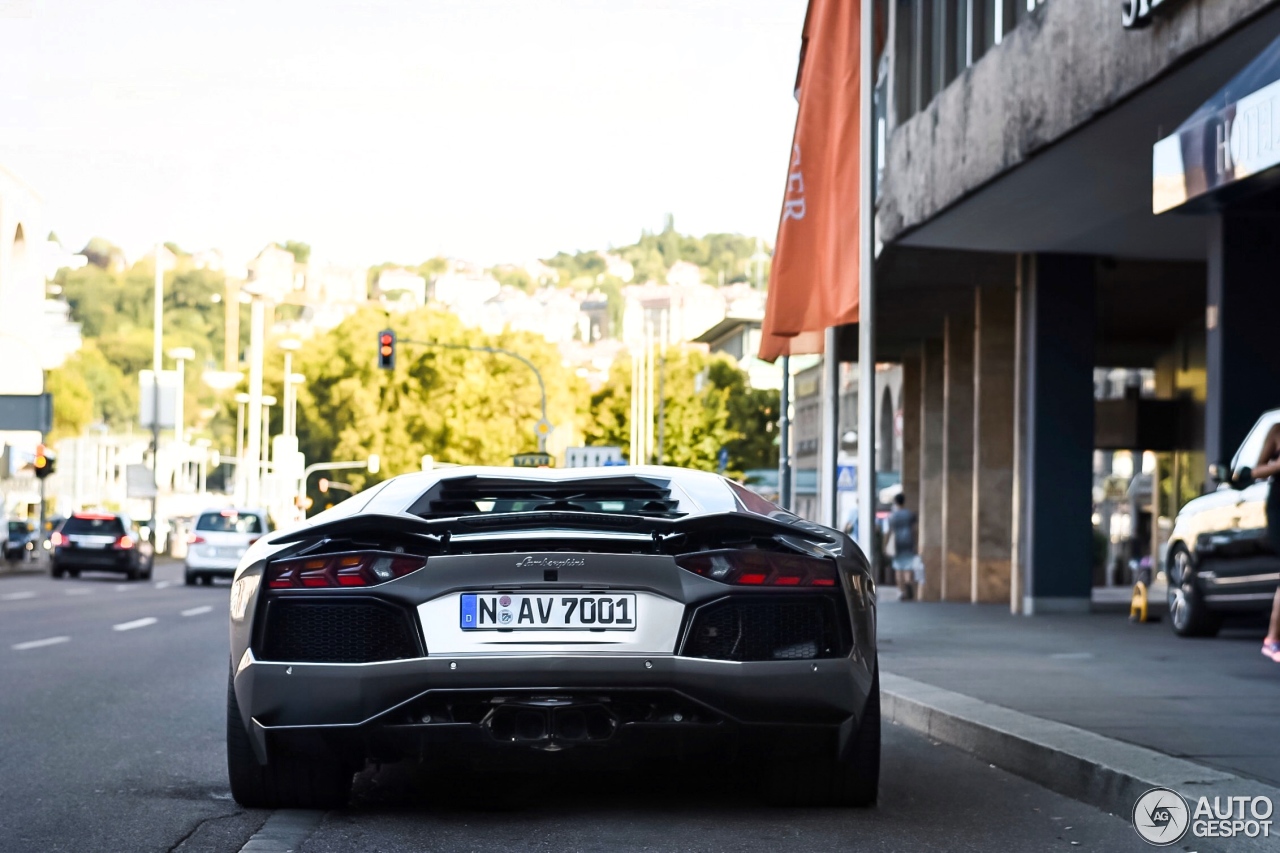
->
126, 464, 157, 498
837, 464, 857, 491
0, 393, 53, 433
565, 446, 624, 468
513, 453, 553, 468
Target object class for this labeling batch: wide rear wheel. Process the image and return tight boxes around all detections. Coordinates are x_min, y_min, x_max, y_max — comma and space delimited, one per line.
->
766, 665, 880, 807
226, 670, 354, 809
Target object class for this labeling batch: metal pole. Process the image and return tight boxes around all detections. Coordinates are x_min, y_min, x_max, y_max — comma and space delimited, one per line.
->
235, 401, 245, 500
820, 328, 839, 528
174, 356, 185, 446
150, 243, 163, 542
779, 354, 792, 511
283, 351, 293, 438
645, 319, 655, 465
37, 434, 46, 563
656, 311, 667, 465
630, 351, 639, 464
856, 0, 877, 566
245, 300, 264, 508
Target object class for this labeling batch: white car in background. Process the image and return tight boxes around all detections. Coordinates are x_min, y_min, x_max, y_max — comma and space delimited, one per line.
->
184, 509, 269, 586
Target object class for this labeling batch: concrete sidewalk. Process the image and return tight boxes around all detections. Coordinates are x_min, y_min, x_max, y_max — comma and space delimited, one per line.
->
878, 598, 1280, 786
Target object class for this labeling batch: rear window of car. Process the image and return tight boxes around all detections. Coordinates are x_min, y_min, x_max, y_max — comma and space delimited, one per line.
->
196, 512, 264, 534
9, 521, 31, 535
61, 516, 125, 536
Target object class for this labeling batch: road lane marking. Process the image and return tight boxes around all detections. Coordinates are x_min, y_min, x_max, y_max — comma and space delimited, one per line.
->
181, 605, 212, 617
1, 591, 36, 601
154, 580, 172, 589
12, 636, 70, 650
113, 617, 157, 632
114, 584, 130, 592
65, 588, 92, 596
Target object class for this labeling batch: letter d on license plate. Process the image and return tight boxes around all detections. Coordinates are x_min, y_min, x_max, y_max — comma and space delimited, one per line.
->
460, 593, 637, 631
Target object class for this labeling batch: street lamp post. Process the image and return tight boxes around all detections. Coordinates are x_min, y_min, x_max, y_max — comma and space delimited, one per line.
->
168, 347, 195, 491
244, 295, 265, 508
234, 391, 250, 503
278, 339, 301, 439
261, 394, 277, 476
150, 241, 164, 542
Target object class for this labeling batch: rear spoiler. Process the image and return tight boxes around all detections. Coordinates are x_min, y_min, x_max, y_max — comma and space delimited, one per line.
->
269, 510, 831, 546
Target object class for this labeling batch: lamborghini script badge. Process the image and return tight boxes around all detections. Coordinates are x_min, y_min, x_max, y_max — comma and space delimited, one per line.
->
516, 556, 586, 568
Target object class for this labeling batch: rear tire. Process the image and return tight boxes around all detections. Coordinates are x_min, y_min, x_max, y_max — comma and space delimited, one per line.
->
226, 670, 353, 809
50, 564, 64, 579
766, 664, 880, 807
184, 569, 197, 586
126, 566, 140, 581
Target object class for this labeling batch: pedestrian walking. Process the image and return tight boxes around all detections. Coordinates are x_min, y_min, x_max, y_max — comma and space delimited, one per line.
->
887, 492, 921, 600
1250, 421, 1280, 663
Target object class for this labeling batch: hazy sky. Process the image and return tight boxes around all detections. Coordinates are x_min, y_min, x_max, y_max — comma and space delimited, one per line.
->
0, 0, 806, 267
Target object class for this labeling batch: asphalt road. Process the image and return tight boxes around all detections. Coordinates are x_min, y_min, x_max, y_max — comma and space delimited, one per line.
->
1, 560, 1143, 852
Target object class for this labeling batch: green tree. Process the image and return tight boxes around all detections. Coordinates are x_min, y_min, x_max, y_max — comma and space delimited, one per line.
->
583, 348, 778, 477
277, 240, 311, 264
291, 306, 586, 493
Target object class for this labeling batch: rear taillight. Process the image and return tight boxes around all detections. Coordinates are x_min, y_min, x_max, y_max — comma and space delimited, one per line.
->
114, 535, 135, 550
49, 532, 64, 547
266, 552, 426, 589
676, 549, 839, 587
188, 534, 206, 545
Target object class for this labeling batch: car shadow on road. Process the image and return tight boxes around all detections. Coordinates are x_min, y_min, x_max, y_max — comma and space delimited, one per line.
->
349, 757, 790, 815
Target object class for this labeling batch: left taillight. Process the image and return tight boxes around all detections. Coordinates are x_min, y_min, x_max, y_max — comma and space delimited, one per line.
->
266, 552, 426, 589
114, 535, 134, 550
676, 549, 839, 587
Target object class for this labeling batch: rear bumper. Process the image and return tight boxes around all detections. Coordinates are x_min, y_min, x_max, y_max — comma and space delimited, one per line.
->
52, 549, 135, 570
185, 558, 239, 573
233, 652, 874, 763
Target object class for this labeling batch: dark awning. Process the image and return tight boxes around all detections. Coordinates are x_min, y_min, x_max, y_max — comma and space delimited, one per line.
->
1153, 30, 1280, 213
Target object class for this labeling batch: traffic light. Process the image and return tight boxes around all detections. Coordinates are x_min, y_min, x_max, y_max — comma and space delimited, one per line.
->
377, 329, 396, 370
33, 444, 56, 479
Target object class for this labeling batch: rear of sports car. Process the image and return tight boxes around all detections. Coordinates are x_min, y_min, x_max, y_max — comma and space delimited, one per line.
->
226, 468, 879, 808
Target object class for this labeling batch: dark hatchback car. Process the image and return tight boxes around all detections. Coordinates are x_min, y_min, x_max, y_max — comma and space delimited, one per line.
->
5, 520, 37, 560
50, 512, 155, 581
1167, 409, 1280, 636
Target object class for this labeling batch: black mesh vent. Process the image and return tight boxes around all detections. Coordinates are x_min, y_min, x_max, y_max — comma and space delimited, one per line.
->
683, 597, 843, 662
261, 600, 420, 663
408, 475, 681, 518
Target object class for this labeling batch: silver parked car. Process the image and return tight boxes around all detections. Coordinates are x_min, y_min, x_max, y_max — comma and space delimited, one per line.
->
225, 467, 880, 809
185, 509, 268, 586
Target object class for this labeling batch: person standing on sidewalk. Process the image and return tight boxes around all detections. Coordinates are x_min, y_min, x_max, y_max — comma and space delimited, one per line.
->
1251, 422, 1280, 662
888, 492, 921, 600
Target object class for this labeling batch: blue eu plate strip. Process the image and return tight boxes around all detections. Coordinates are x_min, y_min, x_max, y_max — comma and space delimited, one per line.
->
459, 594, 477, 630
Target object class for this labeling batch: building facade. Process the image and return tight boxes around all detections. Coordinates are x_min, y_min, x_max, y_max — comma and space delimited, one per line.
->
864, 0, 1280, 611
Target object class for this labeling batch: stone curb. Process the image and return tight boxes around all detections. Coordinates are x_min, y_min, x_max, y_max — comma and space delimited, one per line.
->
882, 671, 1280, 852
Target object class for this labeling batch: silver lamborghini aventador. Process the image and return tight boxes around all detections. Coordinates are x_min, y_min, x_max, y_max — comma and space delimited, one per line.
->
226, 466, 879, 808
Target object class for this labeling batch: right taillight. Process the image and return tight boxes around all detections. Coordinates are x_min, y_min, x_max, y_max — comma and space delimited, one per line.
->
49, 532, 64, 547
676, 549, 838, 587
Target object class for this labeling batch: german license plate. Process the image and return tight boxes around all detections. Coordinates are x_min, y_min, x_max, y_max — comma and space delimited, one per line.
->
460, 593, 637, 631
